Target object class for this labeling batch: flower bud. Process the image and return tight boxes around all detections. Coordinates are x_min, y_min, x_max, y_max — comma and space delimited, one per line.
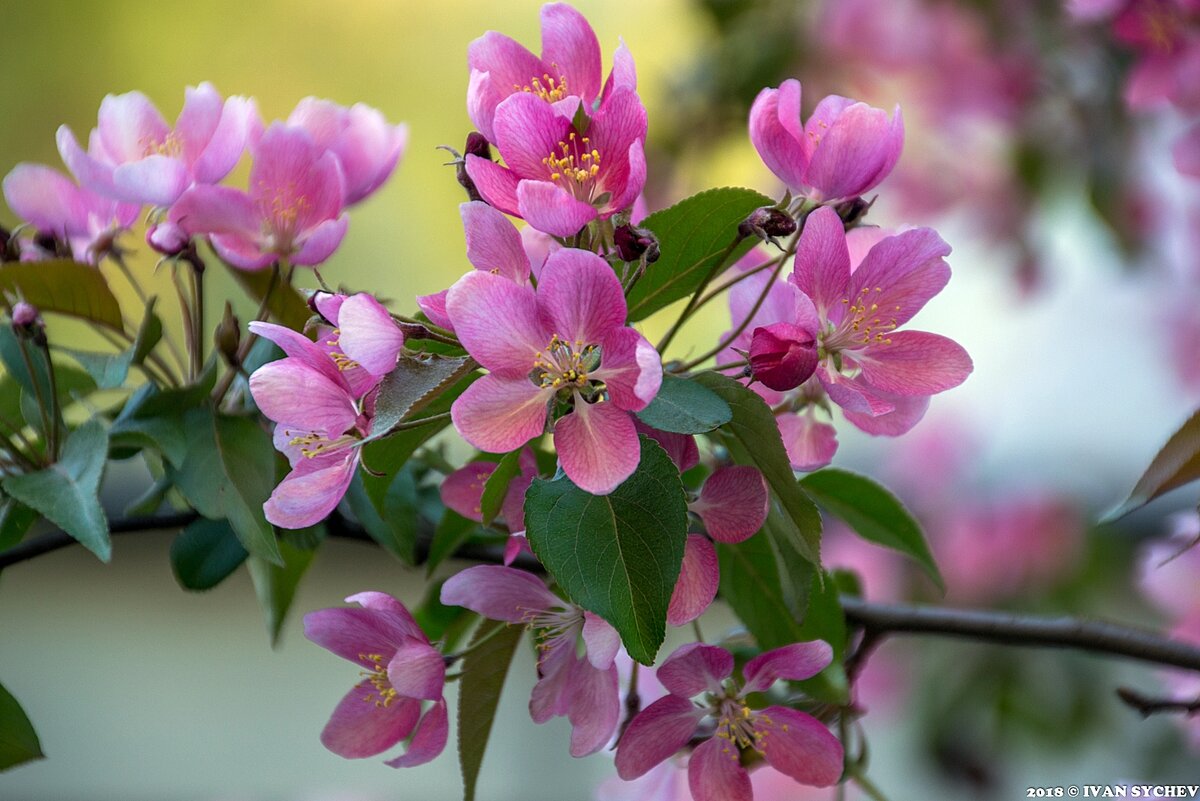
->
739, 206, 797, 244
214, 301, 241, 367
749, 322, 817, 391
834, 196, 872, 228
11, 301, 39, 327
613, 224, 660, 263
147, 222, 190, 257
455, 132, 492, 203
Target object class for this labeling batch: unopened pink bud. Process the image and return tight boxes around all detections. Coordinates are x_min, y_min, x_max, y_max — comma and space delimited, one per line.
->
11, 301, 39, 327
749, 322, 818, 391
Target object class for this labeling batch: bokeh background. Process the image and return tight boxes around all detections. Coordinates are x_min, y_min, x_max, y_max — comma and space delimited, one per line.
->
3, 0, 1200, 798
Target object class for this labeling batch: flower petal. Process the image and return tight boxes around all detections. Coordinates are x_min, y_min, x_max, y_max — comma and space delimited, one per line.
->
857, 331, 972, 396
582, 612, 621, 668
517, 180, 598, 237
387, 638, 446, 701
614, 695, 705, 780
1174, 122, 1200, 178
336, 293, 405, 376
249, 358, 357, 433
247, 321, 345, 387
465, 155, 521, 216
540, 2, 602, 103
776, 412, 839, 472
757, 706, 844, 787
2, 164, 91, 237
742, 641, 833, 695
749, 81, 808, 190
416, 289, 454, 331
169, 184, 260, 238
842, 391, 929, 436
692, 466, 769, 544
690, 737, 753, 801
344, 591, 424, 639
791, 206, 851, 317
536, 248, 627, 345
96, 91, 170, 164
847, 227, 951, 329
804, 102, 902, 202
263, 450, 357, 529
320, 685, 420, 759
56, 126, 117, 197
292, 215, 349, 266
193, 93, 259, 185
439, 564, 563, 623
461, 200, 531, 282
384, 698, 449, 768
493, 92, 573, 180
446, 270, 547, 375
451, 375, 551, 453
531, 637, 576, 723
593, 328, 662, 412
634, 420, 699, 472
111, 155, 190, 207
657, 642, 734, 698
554, 399, 639, 495
566, 660, 620, 756
304, 605, 419, 664
440, 461, 496, 522
667, 535, 719, 626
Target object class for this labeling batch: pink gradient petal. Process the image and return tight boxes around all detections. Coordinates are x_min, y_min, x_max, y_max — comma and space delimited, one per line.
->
97, 91, 170, 164
320, 685, 420, 759
742, 641, 834, 695
461, 200, 531, 282
537, 248, 627, 345
749, 82, 808, 190
807, 104, 902, 201
467, 70, 504, 143
606, 138, 647, 215
503, 533, 532, 565
2, 164, 91, 237
263, 449, 357, 529
465, 155, 521, 216
384, 698, 449, 768
111, 155, 189, 207
344, 591, 424, 639
658, 643, 734, 698
842, 392, 929, 436
749, 322, 818, 392
416, 290, 453, 331
591, 89, 649, 172
440, 461, 495, 522
1174, 123, 1200, 178
531, 638, 576, 722
249, 124, 344, 231
554, 399, 639, 495
540, 2, 602, 103
593, 328, 662, 412
727, 271, 800, 351
446, 270, 547, 375
857, 331, 972, 396
56, 126, 117, 197
667, 535, 719, 626
439, 564, 562, 623
517, 180, 598, 237
387, 639, 447, 701
614, 695, 705, 780
210, 233, 275, 270
791, 206, 851, 317
292, 215, 349, 266
634, 420, 699, 473
692, 466, 769, 544
337, 293, 405, 376
848, 227, 951, 328
500, 448, 539, 531
468, 32, 543, 98
757, 706, 844, 787
820, 370, 895, 416
451, 375, 551, 453
169, 185, 260, 238
304, 605, 421, 665
247, 321, 345, 388
600, 39, 639, 104
776, 412, 839, 472
690, 737, 753, 801
493, 92, 572, 180
582, 612, 621, 669
249, 359, 358, 433
566, 660, 620, 756
193, 94, 258, 185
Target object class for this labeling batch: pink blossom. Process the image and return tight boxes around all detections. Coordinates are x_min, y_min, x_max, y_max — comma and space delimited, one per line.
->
667, 535, 719, 626
1139, 512, 1200, 622
749, 322, 818, 392
465, 88, 647, 237
441, 565, 621, 756
303, 592, 448, 767
749, 80, 903, 203
167, 123, 348, 270
440, 446, 540, 535
615, 642, 843, 800
467, 2, 637, 143
689, 466, 769, 543
311, 291, 406, 381
288, 97, 407, 205
2, 164, 138, 263
57, 82, 259, 207
446, 247, 661, 495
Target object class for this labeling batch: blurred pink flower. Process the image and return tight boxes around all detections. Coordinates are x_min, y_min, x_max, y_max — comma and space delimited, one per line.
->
1139, 512, 1200, 621
440, 446, 540, 535
288, 97, 407, 205
304, 592, 448, 767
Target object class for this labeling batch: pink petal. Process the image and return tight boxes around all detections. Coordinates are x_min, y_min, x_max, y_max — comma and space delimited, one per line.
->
540, 2, 602, 103
320, 685, 420, 759
96, 91, 171, 163
111, 155, 190, 207
1174, 122, 1200, 178
168, 184, 260, 238
468, 31, 544, 100
387, 639, 446, 701
247, 321, 345, 388
304, 605, 420, 665
330, 105, 407, 204
776, 412, 838, 472
749, 81, 808, 190
727, 271, 800, 350
292, 215, 349, 266
692, 466, 768, 544
249, 358, 358, 433
657, 643, 734, 698
56, 126, 117, 197
336, 293, 405, 376
451, 375, 551, 453
503, 533, 532, 565
749, 322, 818, 393
445, 270, 547, 375
536, 248, 627, 345
582, 612, 621, 668
500, 448, 539, 531
416, 290, 454, 331
439, 564, 562, 623
614, 695, 705, 780
554, 399, 639, 495
344, 591, 424, 639
461, 200, 531, 282
465, 155, 521, 216
820, 369, 895, 416
249, 124, 345, 231
517, 180, 598, 237
493, 92, 572, 180
384, 698, 449, 768
566, 660, 620, 756
742, 641, 833, 695
2, 164, 91, 237
210, 232, 275, 271
690, 737, 753, 801
756, 706, 844, 787
791, 206, 851, 317
600, 39, 638, 105
531, 637, 576, 722
847, 227, 951, 329
842, 391, 929, 436
591, 89, 649, 173
440, 461, 495, 522
467, 69, 504, 144
667, 535, 719, 626
604, 137, 647, 215
593, 328, 662, 412
193, 93, 259, 185
857, 331, 972, 396
521, 225, 560, 278
634, 421, 699, 472
263, 449, 357, 529
805, 102, 902, 201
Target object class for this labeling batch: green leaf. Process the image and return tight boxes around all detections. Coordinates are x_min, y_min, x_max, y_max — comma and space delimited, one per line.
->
61, 298, 163, 389
716, 534, 807, 650
2, 419, 110, 561
625, 187, 771, 321
247, 526, 323, 645
0, 681, 43, 771
635, 373, 732, 434
457, 621, 523, 801
0, 499, 37, 551
365, 354, 474, 443
801, 468, 944, 592
343, 471, 418, 564
126, 355, 218, 419
413, 579, 478, 651
479, 450, 522, 527
425, 509, 481, 577
792, 569, 849, 705
0, 258, 123, 330
693, 372, 821, 564
230, 266, 311, 330
524, 437, 688, 664
1107, 406, 1200, 520
170, 518, 249, 591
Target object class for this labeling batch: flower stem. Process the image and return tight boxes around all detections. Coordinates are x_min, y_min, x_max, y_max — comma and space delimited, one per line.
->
655, 233, 747, 355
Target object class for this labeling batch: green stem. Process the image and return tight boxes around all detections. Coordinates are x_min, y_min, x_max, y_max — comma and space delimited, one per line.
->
190, 258, 205, 379
212, 262, 284, 403
655, 233, 747, 355
36, 338, 62, 461
446, 621, 512, 663
387, 411, 452, 433
110, 251, 187, 375
13, 335, 54, 457
172, 266, 197, 382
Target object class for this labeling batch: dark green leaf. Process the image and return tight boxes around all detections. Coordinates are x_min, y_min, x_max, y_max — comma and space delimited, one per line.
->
479, 450, 522, 527
0, 681, 43, 771
635, 373, 731, 434
524, 437, 688, 664
2, 419, 110, 561
247, 526, 323, 645
1107, 406, 1200, 520
60, 299, 163, 390
792, 569, 849, 705
425, 510, 481, 577
230, 265, 311, 330
170, 518, 249, 591
343, 471, 418, 564
366, 354, 474, 442
0, 498, 36, 551
123, 474, 171, 517
716, 534, 807, 650
694, 372, 821, 564
457, 621, 523, 801
625, 187, 771, 321
127, 356, 217, 419
801, 468, 943, 591
0, 258, 123, 330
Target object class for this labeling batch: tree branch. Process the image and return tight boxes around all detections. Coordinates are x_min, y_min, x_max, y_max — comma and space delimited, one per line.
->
1116, 686, 1200, 717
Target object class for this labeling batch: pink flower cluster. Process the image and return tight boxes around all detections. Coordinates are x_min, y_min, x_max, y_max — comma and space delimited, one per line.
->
3, 83, 405, 267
